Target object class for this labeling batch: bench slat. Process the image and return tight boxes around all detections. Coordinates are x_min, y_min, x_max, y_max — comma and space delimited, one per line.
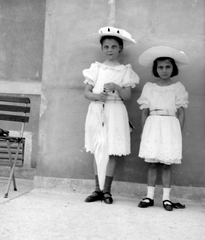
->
0, 96, 30, 104
0, 105, 30, 113
0, 114, 29, 122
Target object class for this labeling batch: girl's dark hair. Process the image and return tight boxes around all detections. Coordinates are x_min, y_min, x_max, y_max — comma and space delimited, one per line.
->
152, 57, 179, 77
100, 35, 123, 51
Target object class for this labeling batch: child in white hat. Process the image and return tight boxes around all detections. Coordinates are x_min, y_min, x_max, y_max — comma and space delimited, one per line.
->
137, 46, 189, 211
83, 26, 139, 204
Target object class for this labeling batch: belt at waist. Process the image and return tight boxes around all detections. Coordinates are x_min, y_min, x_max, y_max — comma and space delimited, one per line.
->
106, 96, 123, 101
94, 97, 123, 103
149, 109, 176, 116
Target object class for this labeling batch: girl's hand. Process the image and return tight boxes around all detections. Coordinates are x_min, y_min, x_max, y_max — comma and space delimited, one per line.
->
104, 83, 118, 93
98, 91, 108, 102
104, 83, 131, 101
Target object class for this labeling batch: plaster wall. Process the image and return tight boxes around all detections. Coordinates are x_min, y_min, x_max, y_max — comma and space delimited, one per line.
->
37, 0, 205, 187
0, 0, 45, 172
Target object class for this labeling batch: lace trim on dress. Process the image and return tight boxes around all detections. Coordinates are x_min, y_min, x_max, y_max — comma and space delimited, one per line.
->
147, 82, 182, 92
95, 61, 131, 72
145, 158, 181, 164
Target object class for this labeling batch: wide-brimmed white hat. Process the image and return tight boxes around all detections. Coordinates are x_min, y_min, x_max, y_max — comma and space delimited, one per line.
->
138, 46, 189, 67
87, 26, 136, 46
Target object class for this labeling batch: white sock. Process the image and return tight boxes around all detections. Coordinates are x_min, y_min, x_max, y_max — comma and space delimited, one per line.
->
145, 186, 155, 201
163, 188, 171, 203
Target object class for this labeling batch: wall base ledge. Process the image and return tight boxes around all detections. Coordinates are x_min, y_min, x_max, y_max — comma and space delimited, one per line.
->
34, 176, 205, 201
0, 167, 36, 179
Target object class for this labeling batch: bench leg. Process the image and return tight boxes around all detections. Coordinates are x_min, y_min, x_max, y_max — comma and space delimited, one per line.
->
4, 143, 21, 198
7, 142, 17, 191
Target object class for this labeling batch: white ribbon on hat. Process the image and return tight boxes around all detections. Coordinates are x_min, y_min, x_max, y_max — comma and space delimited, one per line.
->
99, 26, 133, 41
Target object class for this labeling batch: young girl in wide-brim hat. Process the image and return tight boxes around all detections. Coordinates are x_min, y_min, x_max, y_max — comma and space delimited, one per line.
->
83, 26, 139, 204
137, 46, 189, 211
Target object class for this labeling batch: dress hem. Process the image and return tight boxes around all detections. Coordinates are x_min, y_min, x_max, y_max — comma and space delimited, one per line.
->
85, 148, 130, 157
139, 156, 181, 165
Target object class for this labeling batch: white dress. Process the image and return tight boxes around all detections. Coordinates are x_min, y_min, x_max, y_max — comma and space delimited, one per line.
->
137, 82, 188, 164
83, 61, 140, 156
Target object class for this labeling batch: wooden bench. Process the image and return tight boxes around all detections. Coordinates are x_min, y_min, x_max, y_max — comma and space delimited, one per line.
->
0, 95, 30, 198
0, 138, 25, 167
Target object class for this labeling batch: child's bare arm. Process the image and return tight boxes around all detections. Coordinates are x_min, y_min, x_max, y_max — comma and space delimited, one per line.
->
177, 107, 185, 131
141, 108, 149, 131
84, 84, 107, 102
116, 86, 131, 101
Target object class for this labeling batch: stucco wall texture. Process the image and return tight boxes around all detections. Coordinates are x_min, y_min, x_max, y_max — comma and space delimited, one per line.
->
0, 0, 45, 81
0, 0, 45, 169
35, 0, 205, 187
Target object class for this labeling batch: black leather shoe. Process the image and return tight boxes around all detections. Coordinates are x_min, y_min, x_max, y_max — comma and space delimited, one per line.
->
103, 192, 113, 204
163, 200, 173, 211
172, 202, 185, 209
138, 198, 154, 208
85, 191, 103, 202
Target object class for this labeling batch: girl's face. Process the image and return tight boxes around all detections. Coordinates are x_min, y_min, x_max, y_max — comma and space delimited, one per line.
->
101, 38, 122, 61
156, 59, 173, 80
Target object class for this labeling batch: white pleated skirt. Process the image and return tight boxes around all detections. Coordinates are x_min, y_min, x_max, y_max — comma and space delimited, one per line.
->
139, 115, 182, 165
85, 101, 130, 156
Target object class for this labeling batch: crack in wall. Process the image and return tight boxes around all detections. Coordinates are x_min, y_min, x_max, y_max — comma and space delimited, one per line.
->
40, 91, 47, 118
108, 0, 115, 26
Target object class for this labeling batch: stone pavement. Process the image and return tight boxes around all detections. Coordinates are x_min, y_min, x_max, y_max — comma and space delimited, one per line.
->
0, 177, 205, 240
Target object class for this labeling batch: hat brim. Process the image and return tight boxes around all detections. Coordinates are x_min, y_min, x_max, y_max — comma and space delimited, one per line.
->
87, 33, 136, 46
138, 46, 189, 67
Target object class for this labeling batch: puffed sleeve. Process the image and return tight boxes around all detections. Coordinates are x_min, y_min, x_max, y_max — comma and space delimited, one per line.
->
175, 82, 189, 108
82, 62, 99, 86
122, 64, 140, 88
137, 83, 151, 109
